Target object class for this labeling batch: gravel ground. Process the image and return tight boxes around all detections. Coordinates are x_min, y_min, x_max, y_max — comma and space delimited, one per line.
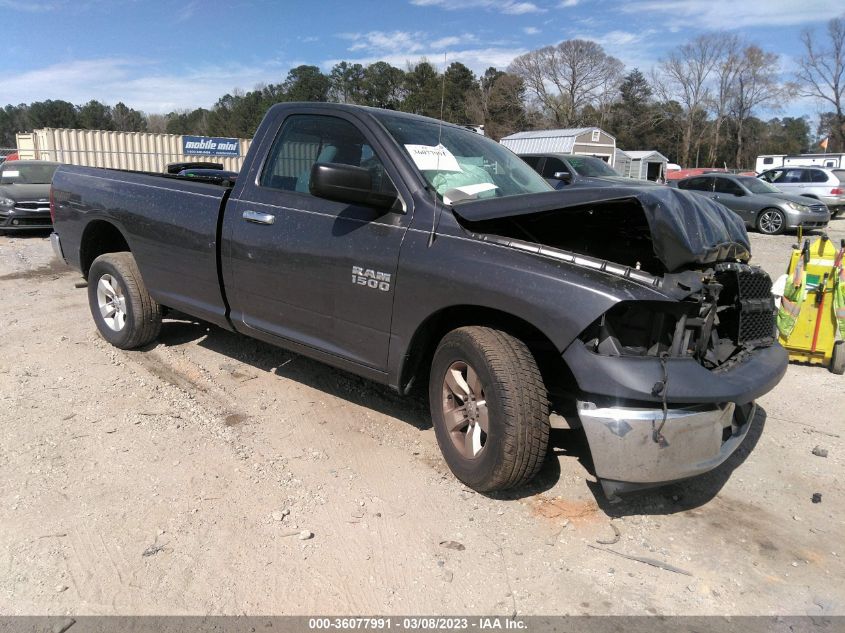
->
0, 217, 843, 616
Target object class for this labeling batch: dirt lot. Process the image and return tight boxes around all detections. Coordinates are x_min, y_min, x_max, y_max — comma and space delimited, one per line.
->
1, 219, 843, 616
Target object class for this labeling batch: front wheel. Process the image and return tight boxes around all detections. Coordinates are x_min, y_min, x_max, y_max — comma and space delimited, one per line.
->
429, 326, 550, 492
87, 252, 162, 349
757, 208, 786, 235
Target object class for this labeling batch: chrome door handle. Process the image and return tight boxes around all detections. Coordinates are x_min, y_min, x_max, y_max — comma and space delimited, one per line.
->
242, 210, 275, 225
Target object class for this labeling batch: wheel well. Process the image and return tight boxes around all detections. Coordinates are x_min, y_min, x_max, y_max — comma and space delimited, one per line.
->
79, 220, 130, 278
800, 194, 819, 199
399, 305, 574, 399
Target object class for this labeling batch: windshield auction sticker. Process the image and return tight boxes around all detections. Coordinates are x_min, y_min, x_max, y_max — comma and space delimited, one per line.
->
404, 144, 462, 172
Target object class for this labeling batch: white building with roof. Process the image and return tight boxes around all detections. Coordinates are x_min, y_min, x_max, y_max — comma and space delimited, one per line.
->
499, 127, 617, 166
623, 150, 669, 181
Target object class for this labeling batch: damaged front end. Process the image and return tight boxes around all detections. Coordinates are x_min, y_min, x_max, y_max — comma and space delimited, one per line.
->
452, 186, 788, 498
570, 262, 782, 498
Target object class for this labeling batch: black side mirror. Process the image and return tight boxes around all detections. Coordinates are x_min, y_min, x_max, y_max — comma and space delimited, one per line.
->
553, 171, 572, 183
310, 163, 398, 210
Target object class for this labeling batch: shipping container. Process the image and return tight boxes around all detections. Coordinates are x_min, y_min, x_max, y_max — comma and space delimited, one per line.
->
15, 129, 251, 173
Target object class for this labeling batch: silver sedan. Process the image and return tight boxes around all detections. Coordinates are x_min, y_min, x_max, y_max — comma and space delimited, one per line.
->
675, 173, 830, 235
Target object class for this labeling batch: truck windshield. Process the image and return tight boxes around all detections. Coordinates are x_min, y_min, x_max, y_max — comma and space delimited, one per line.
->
374, 111, 551, 204
567, 156, 620, 177
0, 163, 58, 185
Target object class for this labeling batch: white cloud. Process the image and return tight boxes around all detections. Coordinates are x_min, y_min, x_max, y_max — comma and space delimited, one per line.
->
345, 31, 428, 54
430, 36, 463, 49
343, 31, 481, 55
1, 58, 296, 113
0, 0, 60, 11
410, 0, 545, 14
523, 26, 541, 34
621, 0, 842, 29
559, 0, 579, 6
324, 47, 527, 76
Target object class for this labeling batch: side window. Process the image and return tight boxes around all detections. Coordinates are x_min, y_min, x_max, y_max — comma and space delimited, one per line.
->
520, 156, 542, 170
780, 169, 802, 183
714, 178, 742, 195
542, 157, 569, 178
809, 170, 828, 183
763, 157, 773, 165
260, 114, 396, 199
680, 177, 712, 191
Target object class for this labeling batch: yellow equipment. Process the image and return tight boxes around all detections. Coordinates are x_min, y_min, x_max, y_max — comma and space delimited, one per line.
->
777, 234, 845, 374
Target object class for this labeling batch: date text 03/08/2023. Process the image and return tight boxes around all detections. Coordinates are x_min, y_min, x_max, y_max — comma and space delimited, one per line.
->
307, 617, 528, 630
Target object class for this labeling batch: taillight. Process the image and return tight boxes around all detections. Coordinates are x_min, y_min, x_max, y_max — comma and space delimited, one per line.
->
49, 187, 56, 223
831, 188, 844, 195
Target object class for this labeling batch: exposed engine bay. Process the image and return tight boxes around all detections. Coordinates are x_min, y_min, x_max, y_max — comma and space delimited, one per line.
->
452, 187, 776, 371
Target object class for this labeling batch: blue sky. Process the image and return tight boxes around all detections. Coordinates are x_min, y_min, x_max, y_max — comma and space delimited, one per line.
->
3, 0, 843, 118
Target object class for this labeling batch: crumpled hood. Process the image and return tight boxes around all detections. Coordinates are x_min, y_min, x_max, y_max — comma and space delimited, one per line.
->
451, 186, 751, 273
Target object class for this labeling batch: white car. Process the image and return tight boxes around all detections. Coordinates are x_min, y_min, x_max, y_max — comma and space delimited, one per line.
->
758, 166, 845, 218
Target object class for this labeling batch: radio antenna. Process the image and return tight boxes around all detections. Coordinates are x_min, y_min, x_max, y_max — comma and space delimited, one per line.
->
428, 52, 448, 248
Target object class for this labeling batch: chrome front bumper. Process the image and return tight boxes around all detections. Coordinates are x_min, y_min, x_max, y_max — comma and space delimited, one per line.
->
577, 399, 756, 498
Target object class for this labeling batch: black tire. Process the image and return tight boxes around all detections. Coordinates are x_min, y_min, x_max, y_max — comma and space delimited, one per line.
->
429, 326, 550, 492
87, 252, 161, 349
831, 341, 845, 375
756, 208, 786, 235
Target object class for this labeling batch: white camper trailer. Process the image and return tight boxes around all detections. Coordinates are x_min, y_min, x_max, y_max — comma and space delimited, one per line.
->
756, 153, 845, 172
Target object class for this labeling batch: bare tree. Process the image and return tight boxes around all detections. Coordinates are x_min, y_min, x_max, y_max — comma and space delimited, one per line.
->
653, 35, 721, 166
145, 113, 168, 134
732, 46, 790, 168
706, 33, 742, 166
509, 39, 623, 127
795, 16, 845, 151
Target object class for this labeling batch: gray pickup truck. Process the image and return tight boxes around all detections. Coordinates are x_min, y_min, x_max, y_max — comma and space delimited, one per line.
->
50, 103, 788, 498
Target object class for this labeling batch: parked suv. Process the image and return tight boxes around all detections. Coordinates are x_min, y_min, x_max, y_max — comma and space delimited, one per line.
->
676, 173, 830, 235
758, 166, 845, 218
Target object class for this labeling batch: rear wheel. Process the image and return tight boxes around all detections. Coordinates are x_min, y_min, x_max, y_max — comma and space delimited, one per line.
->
757, 208, 786, 235
429, 326, 550, 492
87, 252, 161, 349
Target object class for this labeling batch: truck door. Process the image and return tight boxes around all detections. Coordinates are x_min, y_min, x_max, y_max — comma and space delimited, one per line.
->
223, 113, 410, 371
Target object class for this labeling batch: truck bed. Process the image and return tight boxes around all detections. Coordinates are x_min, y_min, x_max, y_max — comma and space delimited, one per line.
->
51, 166, 232, 328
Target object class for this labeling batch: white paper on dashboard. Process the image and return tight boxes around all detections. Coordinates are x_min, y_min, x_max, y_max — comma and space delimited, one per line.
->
404, 144, 462, 172
2, 170, 20, 178
442, 182, 499, 205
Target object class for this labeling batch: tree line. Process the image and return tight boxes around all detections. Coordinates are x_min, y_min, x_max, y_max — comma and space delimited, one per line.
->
2, 16, 843, 169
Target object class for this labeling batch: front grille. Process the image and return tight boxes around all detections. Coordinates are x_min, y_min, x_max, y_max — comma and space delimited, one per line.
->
808, 204, 826, 214
715, 263, 775, 346
14, 201, 50, 213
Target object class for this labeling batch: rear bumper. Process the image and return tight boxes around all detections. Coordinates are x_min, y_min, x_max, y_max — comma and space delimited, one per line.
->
578, 399, 756, 496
